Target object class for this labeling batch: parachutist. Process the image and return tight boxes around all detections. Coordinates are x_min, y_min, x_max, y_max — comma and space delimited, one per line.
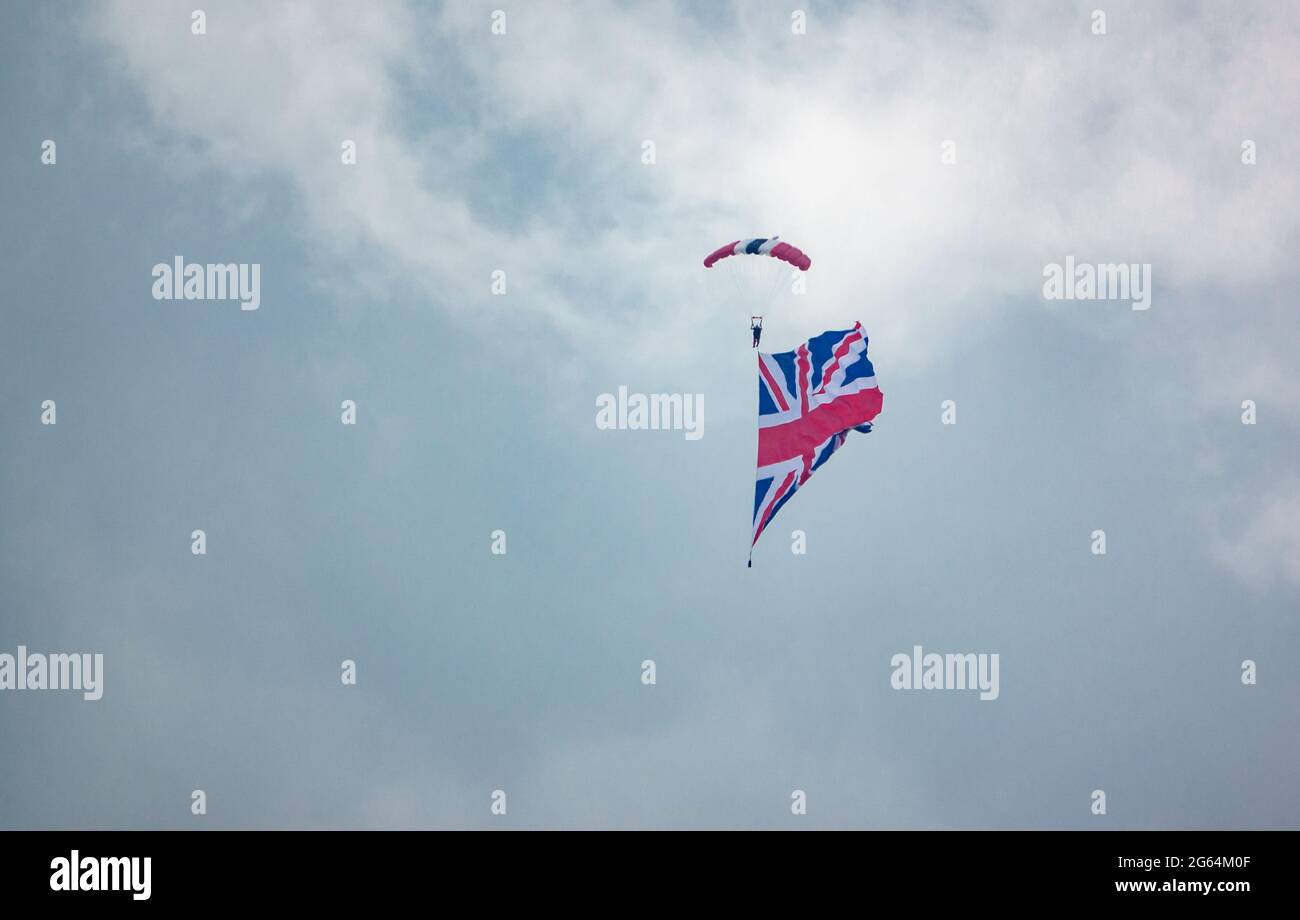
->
751, 316, 763, 348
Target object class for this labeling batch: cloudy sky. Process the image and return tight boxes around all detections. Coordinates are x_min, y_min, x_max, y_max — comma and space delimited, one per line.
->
1, 0, 1297, 829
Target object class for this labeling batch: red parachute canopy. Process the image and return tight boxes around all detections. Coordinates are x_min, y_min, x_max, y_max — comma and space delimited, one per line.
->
703, 237, 811, 272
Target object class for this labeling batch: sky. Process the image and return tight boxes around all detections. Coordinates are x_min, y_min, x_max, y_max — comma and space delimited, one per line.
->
1, 0, 1297, 829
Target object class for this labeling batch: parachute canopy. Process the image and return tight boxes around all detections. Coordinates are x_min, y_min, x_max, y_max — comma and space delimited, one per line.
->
703, 237, 811, 272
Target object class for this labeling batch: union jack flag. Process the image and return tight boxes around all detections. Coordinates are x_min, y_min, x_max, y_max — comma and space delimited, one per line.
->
752, 323, 883, 562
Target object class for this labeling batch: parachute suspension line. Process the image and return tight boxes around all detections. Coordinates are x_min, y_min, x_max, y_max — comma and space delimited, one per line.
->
753, 252, 792, 342
702, 235, 810, 348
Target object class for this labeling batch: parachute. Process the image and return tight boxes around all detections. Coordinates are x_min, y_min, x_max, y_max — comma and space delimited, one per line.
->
701, 236, 811, 343
703, 237, 812, 271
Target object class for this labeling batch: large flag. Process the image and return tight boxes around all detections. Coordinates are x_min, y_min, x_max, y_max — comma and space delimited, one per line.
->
752, 323, 883, 564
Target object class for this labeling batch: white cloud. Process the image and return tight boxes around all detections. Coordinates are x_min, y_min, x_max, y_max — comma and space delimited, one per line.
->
91, 0, 1300, 591
1212, 482, 1300, 590
93, 1, 1300, 374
